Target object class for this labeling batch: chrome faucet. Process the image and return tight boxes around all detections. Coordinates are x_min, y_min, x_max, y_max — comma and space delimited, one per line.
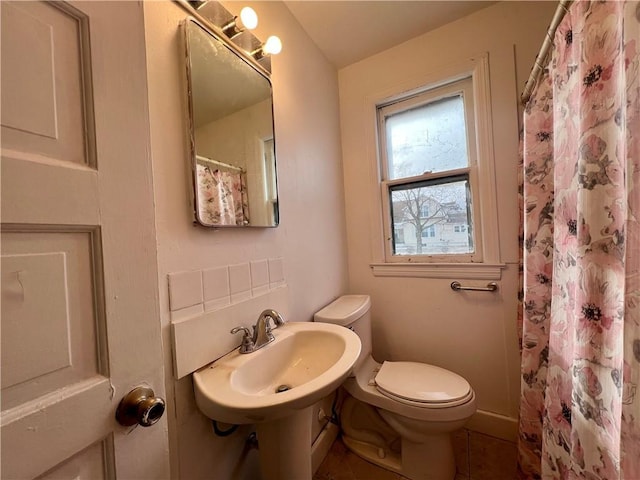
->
230, 309, 285, 354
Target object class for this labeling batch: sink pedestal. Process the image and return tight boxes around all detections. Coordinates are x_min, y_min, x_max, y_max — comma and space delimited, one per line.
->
256, 406, 313, 480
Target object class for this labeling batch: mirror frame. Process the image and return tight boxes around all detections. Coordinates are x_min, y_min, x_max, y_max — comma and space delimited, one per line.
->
183, 17, 279, 228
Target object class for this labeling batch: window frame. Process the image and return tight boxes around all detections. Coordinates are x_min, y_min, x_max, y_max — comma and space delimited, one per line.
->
378, 77, 481, 263
370, 53, 503, 278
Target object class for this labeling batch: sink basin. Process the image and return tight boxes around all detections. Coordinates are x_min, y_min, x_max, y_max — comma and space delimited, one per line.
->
193, 321, 361, 424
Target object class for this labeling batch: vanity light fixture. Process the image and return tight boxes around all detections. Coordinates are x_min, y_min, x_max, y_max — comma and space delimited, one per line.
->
251, 35, 282, 60
187, 0, 207, 9
182, 0, 279, 73
221, 6, 258, 38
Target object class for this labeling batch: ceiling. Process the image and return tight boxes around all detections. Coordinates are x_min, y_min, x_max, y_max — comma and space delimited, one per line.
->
284, 1, 496, 69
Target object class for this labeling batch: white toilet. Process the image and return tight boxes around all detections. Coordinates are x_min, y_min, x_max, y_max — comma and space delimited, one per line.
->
314, 295, 477, 480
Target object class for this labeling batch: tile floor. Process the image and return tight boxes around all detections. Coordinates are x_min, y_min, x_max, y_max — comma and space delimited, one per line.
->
313, 436, 407, 480
314, 430, 517, 480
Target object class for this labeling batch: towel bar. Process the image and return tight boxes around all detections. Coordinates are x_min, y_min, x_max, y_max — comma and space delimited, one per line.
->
450, 281, 498, 292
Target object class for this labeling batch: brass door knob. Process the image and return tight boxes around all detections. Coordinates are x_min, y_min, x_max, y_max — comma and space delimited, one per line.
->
116, 386, 165, 427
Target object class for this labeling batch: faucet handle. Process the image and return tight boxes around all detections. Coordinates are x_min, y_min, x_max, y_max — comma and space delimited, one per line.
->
230, 326, 254, 353
231, 326, 251, 336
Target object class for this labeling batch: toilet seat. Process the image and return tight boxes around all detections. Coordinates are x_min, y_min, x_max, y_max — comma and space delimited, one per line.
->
374, 361, 473, 408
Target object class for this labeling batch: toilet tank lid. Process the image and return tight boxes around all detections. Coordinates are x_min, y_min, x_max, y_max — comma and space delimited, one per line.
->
314, 295, 371, 326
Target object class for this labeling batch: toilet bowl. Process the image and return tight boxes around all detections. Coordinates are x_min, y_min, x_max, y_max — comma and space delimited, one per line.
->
314, 295, 477, 480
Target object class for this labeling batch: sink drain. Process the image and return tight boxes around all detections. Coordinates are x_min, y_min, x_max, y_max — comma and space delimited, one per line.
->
275, 384, 291, 393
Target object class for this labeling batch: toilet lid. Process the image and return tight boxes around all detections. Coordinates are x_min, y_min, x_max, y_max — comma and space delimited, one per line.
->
375, 361, 472, 406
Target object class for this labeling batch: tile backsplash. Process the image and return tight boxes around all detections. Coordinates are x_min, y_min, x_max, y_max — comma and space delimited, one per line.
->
168, 257, 286, 322
168, 270, 203, 311
171, 285, 289, 378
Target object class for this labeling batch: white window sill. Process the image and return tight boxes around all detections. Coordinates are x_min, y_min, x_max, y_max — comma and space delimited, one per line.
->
370, 262, 506, 280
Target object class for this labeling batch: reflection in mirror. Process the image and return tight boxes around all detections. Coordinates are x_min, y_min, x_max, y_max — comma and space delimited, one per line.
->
184, 19, 278, 227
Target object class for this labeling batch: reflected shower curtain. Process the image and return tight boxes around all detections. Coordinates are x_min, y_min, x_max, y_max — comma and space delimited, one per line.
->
518, 1, 639, 478
196, 165, 249, 225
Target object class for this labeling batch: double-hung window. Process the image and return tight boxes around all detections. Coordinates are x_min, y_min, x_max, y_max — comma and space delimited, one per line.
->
378, 76, 484, 263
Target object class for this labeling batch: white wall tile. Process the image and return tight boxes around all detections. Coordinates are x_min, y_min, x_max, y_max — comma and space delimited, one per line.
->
170, 303, 205, 323
229, 263, 251, 302
203, 267, 230, 301
268, 257, 285, 287
250, 260, 269, 287
168, 270, 203, 311
231, 290, 251, 303
250, 260, 269, 296
204, 298, 230, 312
203, 266, 230, 310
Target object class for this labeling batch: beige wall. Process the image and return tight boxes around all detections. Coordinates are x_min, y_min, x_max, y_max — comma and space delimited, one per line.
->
338, 1, 556, 440
144, 2, 348, 478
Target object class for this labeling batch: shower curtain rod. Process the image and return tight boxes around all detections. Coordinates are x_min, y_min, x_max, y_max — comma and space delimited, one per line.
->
196, 154, 245, 173
520, 0, 573, 105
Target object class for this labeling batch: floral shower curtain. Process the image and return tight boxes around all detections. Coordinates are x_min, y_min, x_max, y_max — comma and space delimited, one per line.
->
518, 1, 639, 479
196, 164, 249, 226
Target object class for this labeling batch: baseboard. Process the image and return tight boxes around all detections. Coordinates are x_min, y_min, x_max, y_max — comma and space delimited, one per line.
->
465, 409, 518, 443
311, 422, 339, 474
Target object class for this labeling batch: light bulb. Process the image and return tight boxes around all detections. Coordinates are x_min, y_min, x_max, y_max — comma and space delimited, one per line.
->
239, 7, 258, 30
263, 35, 282, 55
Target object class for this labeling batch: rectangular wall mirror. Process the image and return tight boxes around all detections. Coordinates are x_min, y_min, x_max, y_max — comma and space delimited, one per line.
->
184, 18, 279, 227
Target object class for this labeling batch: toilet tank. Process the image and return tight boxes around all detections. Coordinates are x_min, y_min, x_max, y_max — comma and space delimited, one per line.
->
314, 295, 372, 366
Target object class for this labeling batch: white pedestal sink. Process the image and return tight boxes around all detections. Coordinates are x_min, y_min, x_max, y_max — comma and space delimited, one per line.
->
193, 322, 361, 480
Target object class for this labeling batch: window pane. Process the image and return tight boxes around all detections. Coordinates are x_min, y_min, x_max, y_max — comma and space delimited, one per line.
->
390, 178, 473, 255
385, 95, 468, 179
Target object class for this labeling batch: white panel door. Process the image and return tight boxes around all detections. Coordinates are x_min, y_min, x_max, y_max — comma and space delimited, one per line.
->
1, 1, 169, 478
